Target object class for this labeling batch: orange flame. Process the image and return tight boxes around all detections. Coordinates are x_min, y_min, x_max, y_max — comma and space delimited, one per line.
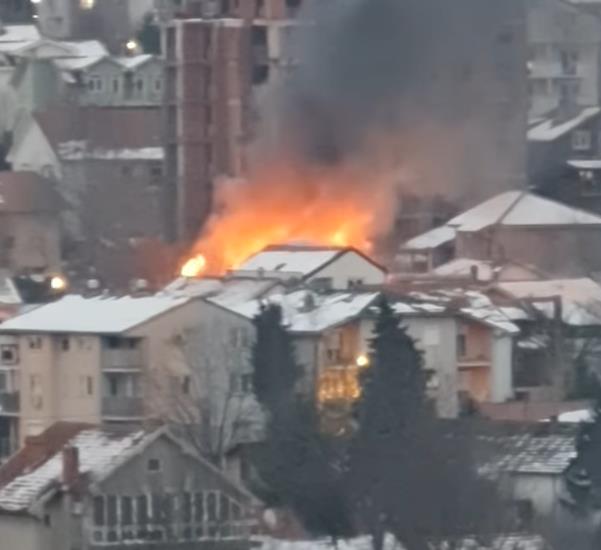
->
181, 158, 398, 277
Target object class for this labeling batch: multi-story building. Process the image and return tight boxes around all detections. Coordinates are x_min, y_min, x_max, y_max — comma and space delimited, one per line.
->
0, 294, 208, 456
162, 0, 300, 242
0, 0, 33, 23
527, 0, 601, 118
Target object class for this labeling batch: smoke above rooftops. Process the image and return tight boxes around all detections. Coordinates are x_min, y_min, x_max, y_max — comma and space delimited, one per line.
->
254, 0, 526, 200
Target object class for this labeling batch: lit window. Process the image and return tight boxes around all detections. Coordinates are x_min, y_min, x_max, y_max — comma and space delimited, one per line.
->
318, 366, 363, 404
80, 0, 96, 9
573, 130, 592, 151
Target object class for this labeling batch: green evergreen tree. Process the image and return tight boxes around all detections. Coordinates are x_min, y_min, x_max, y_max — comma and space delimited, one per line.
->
565, 383, 601, 512
136, 13, 161, 54
251, 302, 353, 538
350, 298, 502, 550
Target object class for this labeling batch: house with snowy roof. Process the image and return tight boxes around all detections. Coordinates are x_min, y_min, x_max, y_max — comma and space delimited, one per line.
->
398, 190, 601, 276
233, 244, 387, 290
0, 293, 220, 458
0, 422, 257, 550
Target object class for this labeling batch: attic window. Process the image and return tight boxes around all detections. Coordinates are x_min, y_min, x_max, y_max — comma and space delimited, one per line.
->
147, 458, 161, 472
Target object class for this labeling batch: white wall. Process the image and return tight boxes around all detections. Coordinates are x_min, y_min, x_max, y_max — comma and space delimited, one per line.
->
8, 119, 60, 180
404, 316, 459, 418
491, 333, 513, 402
0, 515, 47, 550
310, 251, 386, 290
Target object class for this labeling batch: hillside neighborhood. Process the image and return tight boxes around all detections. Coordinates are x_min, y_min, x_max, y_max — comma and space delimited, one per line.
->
3, 0, 601, 549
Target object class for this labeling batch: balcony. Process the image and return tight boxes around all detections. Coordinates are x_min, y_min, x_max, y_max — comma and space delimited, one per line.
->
101, 349, 144, 371
0, 392, 19, 415
102, 397, 143, 419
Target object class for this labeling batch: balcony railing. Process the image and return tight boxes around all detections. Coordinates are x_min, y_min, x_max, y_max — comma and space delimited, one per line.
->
0, 392, 19, 415
101, 349, 144, 371
102, 397, 143, 419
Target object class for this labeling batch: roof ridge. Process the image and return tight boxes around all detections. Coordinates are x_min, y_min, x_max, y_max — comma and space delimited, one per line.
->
496, 190, 529, 225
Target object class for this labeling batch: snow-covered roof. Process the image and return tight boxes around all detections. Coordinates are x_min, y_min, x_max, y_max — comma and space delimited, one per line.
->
498, 278, 601, 326
163, 276, 282, 305
58, 141, 164, 161
214, 290, 379, 334
528, 107, 601, 142
0, 271, 21, 306
448, 191, 601, 231
0, 427, 149, 512
236, 246, 343, 277
567, 159, 601, 170
403, 191, 601, 249
0, 25, 40, 45
259, 534, 549, 550
481, 433, 575, 475
0, 294, 191, 334
433, 258, 495, 281
53, 55, 109, 72
58, 40, 108, 58
401, 225, 456, 250
557, 409, 592, 423
401, 289, 521, 334
116, 54, 157, 69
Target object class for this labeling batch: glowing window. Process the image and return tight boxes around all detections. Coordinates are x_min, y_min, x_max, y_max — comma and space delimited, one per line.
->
80, 0, 96, 9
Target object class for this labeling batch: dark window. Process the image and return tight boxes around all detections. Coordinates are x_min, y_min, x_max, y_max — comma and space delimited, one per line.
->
106, 495, 117, 526
151, 494, 161, 520
121, 496, 133, 525
60, 337, 70, 351
113, 78, 119, 92
137, 495, 148, 524
194, 492, 204, 522
147, 458, 161, 472
0, 345, 18, 365
231, 501, 241, 520
29, 336, 42, 350
515, 499, 534, 529
107, 375, 118, 396
220, 494, 229, 521
86, 376, 94, 396
182, 492, 192, 523
457, 333, 467, 358
182, 375, 191, 394
93, 496, 105, 526
150, 165, 162, 178
207, 492, 217, 521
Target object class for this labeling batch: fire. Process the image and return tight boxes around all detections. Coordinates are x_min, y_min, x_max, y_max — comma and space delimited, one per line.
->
181, 254, 207, 278
181, 157, 398, 276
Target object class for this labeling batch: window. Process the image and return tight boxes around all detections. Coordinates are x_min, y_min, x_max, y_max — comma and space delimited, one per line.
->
80, 0, 96, 8
136, 79, 144, 93
136, 495, 148, 524
28, 336, 43, 350
220, 494, 230, 521
60, 337, 70, 351
456, 333, 467, 358
182, 492, 192, 523
112, 78, 119, 93
347, 278, 364, 289
515, 499, 534, 529
560, 49, 578, 76
106, 495, 117, 526
206, 492, 217, 521
0, 371, 6, 392
0, 345, 18, 365
93, 496, 105, 526
194, 492, 204, 522
147, 458, 161, 472
86, 376, 94, 396
154, 78, 162, 91
150, 165, 162, 179
121, 496, 133, 525
182, 375, 191, 394
106, 374, 119, 397
573, 130, 592, 151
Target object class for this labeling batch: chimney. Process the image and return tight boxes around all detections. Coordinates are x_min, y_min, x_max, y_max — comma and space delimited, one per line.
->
62, 446, 79, 488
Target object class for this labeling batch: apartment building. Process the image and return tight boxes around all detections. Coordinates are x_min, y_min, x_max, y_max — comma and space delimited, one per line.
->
528, 0, 601, 117
0, 294, 209, 457
162, 0, 299, 242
